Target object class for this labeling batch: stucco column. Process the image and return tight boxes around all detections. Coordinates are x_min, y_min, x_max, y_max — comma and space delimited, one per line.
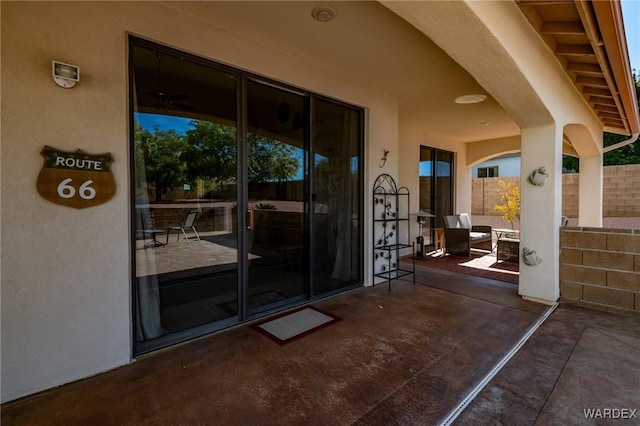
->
519, 124, 562, 304
578, 154, 603, 227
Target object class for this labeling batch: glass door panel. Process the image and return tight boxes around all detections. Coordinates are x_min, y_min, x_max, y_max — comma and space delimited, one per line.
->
419, 147, 454, 246
312, 98, 362, 295
246, 80, 307, 315
131, 41, 239, 352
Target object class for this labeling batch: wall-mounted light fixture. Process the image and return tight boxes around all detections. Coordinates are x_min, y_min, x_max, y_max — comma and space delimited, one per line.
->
52, 61, 80, 88
528, 167, 548, 186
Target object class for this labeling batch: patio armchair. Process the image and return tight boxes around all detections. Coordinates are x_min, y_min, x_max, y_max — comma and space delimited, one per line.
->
443, 213, 492, 256
166, 210, 201, 245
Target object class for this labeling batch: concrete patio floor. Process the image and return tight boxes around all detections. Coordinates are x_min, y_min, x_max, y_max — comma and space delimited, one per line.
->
2, 265, 638, 425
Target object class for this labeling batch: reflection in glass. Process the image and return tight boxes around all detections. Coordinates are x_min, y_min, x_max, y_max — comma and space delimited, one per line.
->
312, 98, 362, 294
131, 42, 239, 353
246, 80, 307, 314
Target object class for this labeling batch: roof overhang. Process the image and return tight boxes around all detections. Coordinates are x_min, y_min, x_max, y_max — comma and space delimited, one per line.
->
517, 0, 639, 135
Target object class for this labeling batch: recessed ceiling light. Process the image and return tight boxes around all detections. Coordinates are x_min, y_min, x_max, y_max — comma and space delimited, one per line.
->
312, 6, 335, 22
454, 94, 487, 104
480, 121, 492, 126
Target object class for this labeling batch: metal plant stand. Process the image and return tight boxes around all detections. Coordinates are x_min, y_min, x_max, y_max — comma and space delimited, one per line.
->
372, 174, 415, 292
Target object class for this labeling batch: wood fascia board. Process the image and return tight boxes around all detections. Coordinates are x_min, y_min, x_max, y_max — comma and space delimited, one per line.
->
575, 0, 632, 134
591, 0, 640, 133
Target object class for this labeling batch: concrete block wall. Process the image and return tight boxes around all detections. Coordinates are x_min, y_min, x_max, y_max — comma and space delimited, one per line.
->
472, 164, 640, 217
603, 165, 640, 217
560, 227, 640, 316
471, 176, 519, 216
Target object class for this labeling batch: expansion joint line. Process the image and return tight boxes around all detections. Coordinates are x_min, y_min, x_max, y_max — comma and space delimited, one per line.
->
438, 302, 560, 426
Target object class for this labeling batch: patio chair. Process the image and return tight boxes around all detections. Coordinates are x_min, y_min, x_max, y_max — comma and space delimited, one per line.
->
443, 213, 492, 256
166, 210, 201, 245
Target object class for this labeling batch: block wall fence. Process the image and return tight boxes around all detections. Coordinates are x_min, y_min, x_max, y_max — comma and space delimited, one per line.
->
472, 164, 640, 218
559, 227, 640, 316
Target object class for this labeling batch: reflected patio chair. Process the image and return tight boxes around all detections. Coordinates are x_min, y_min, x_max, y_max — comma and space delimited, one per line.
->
166, 210, 201, 245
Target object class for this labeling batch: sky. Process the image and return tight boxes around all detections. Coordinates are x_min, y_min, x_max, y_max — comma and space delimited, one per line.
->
622, 0, 640, 74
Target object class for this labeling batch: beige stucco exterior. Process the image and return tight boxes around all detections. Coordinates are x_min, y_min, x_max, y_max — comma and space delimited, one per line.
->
1, 0, 638, 403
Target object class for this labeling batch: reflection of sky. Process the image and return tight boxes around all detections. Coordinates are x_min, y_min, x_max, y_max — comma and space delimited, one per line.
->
134, 113, 360, 182
419, 161, 451, 177
135, 112, 194, 134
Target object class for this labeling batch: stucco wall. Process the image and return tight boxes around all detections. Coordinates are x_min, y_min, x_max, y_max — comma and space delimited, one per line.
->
1, 1, 399, 402
472, 164, 640, 218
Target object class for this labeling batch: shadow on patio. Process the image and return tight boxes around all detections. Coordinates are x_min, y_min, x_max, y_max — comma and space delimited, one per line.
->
3, 265, 639, 425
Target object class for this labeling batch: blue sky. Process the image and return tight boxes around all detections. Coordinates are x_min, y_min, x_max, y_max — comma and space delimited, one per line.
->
622, 1, 640, 73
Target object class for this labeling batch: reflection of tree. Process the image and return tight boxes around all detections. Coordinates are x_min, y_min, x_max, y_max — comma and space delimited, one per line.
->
181, 121, 299, 184
135, 119, 301, 201
247, 134, 299, 183
134, 123, 186, 202
182, 121, 237, 185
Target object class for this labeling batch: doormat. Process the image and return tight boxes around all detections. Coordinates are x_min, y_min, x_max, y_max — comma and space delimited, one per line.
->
252, 306, 340, 345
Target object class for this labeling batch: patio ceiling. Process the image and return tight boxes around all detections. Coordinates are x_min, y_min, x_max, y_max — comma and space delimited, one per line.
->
159, 1, 637, 145
517, 0, 639, 135
161, 1, 521, 144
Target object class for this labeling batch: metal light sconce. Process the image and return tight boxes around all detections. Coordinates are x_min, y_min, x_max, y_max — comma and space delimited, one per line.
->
528, 167, 548, 186
52, 61, 80, 88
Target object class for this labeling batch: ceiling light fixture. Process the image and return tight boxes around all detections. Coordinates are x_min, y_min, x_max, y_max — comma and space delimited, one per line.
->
312, 6, 335, 22
454, 94, 487, 104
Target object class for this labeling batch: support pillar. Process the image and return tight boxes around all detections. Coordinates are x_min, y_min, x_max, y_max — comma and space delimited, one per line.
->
519, 124, 562, 304
578, 154, 603, 227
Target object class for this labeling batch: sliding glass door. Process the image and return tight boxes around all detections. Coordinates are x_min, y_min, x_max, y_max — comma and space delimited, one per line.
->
245, 80, 308, 315
130, 37, 362, 354
419, 146, 454, 247
131, 41, 240, 353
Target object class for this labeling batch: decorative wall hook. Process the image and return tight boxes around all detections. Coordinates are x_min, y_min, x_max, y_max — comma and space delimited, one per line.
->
522, 247, 542, 266
528, 167, 548, 186
379, 149, 389, 168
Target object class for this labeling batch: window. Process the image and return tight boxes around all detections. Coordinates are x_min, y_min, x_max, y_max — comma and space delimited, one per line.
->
477, 166, 499, 178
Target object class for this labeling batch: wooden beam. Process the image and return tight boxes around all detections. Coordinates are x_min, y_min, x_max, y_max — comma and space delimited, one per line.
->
540, 22, 585, 35
575, 76, 609, 87
567, 62, 603, 75
589, 96, 616, 106
598, 112, 622, 120
555, 44, 594, 56
582, 87, 612, 97
603, 120, 625, 128
516, 0, 574, 5
594, 105, 619, 113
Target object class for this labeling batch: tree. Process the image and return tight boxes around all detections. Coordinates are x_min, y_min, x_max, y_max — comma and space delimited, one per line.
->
494, 179, 521, 229
134, 123, 187, 202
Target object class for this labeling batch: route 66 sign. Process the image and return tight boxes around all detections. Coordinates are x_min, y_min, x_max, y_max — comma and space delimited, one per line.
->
37, 146, 116, 209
